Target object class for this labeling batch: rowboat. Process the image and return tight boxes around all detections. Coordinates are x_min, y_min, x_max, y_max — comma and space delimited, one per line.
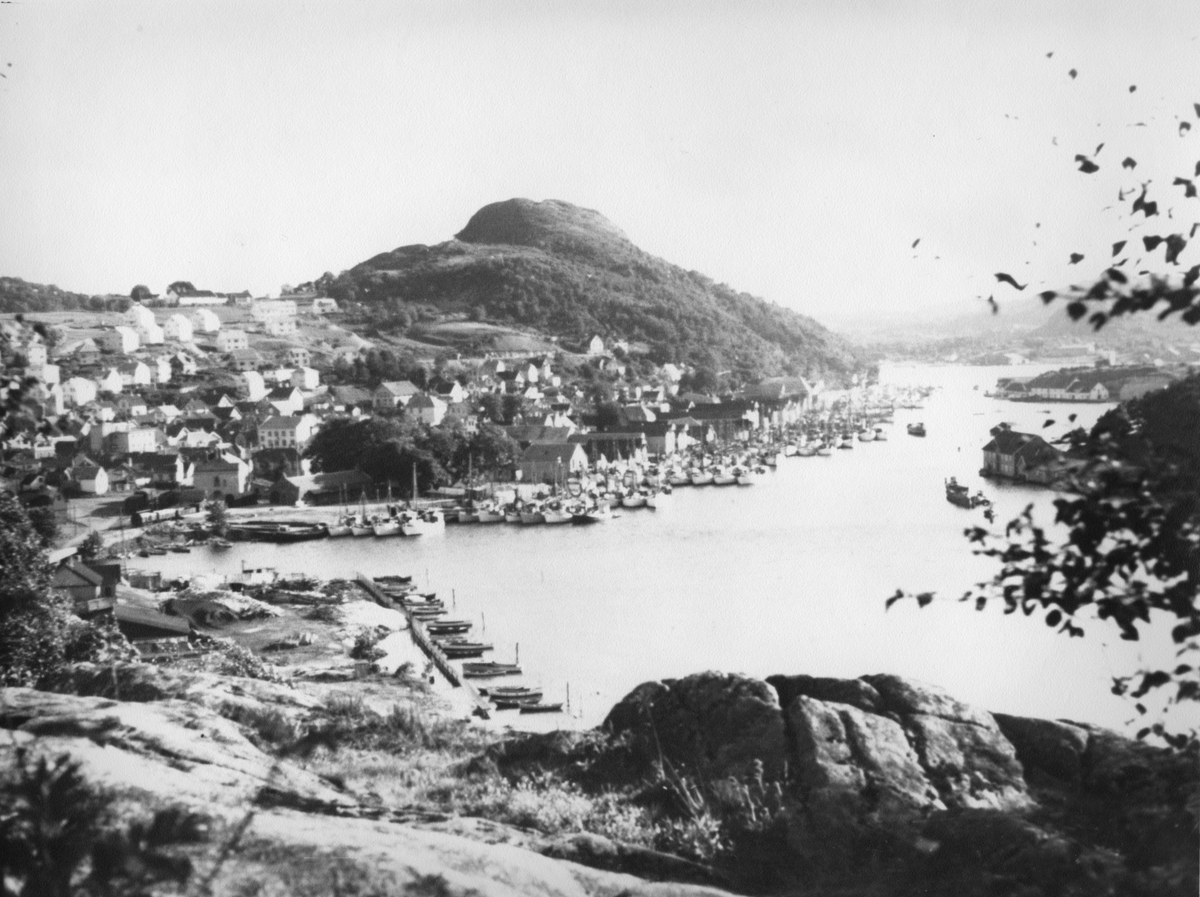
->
461, 662, 522, 678
519, 702, 564, 714
907, 423, 926, 437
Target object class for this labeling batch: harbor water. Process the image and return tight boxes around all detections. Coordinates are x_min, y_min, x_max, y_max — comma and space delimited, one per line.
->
137, 364, 1182, 733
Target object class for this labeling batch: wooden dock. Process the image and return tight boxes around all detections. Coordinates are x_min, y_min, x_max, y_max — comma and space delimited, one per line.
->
356, 572, 490, 719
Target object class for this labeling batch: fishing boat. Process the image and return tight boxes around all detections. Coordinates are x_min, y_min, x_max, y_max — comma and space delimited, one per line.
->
350, 494, 373, 536
907, 423, 926, 437
873, 428, 888, 442
570, 502, 610, 525
519, 504, 546, 525
541, 501, 573, 525
646, 488, 672, 509
735, 467, 759, 485
712, 468, 737, 486
620, 490, 648, 508
476, 504, 505, 524
689, 469, 715, 486
944, 477, 989, 509
327, 519, 352, 537
373, 516, 401, 537
857, 429, 875, 442
667, 470, 690, 487
168, 544, 191, 553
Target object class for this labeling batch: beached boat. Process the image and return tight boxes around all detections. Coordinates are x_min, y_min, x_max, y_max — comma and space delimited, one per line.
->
907, 423, 926, 437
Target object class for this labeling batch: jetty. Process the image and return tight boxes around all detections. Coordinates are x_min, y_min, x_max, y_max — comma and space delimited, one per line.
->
356, 572, 491, 719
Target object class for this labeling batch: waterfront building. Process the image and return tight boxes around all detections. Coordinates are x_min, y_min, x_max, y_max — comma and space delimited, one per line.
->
981, 424, 1064, 484
517, 442, 589, 484
192, 453, 251, 499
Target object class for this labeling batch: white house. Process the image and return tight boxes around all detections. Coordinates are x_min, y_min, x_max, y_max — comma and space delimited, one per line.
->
373, 380, 420, 410
24, 363, 60, 385
148, 356, 172, 385
96, 368, 124, 395
291, 367, 320, 390
76, 461, 109, 495
258, 414, 318, 450
311, 298, 339, 314
163, 314, 194, 342
216, 329, 249, 352
116, 360, 151, 387
250, 299, 298, 321
587, 335, 605, 356
64, 377, 98, 406
241, 371, 267, 401
264, 318, 298, 337
109, 427, 160, 455
136, 320, 165, 345
126, 303, 157, 331
24, 342, 48, 367
284, 346, 311, 368
189, 308, 221, 333
100, 326, 140, 354
408, 394, 447, 426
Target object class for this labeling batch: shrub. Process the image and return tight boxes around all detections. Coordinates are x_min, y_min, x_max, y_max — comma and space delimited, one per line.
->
349, 626, 389, 661
197, 637, 286, 683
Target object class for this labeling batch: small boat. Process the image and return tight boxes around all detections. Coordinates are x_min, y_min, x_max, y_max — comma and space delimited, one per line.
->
689, 470, 715, 486
461, 662, 522, 678
437, 642, 494, 658
326, 522, 352, 537
857, 429, 875, 443
424, 620, 473, 636
734, 467, 759, 486
570, 503, 610, 525
907, 423, 926, 437
458, 509, 480, 524
945, 477, 988, 509
712, 469, 737, 486
620, 491, 647, 508
519, 702, 564, 714
476, 507, 505, 524
542, 503, 573, 525
646, 488, 672, 509
168, 545, 191, 553
208, 538, 232, 550
873, 428, 887, 442
486, 686, 543, 703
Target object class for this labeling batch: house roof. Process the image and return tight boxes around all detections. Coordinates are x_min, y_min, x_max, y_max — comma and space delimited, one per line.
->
114, 604, 191, 635
520, 443, 585, 463
377, 380, 419, 396
53, 560, 103, 587
982, 428, 1061, 463
260, 415, 306, 430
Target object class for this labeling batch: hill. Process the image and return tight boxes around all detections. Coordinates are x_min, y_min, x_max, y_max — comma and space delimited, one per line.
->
0, 276, 97, 314
334, 198, 865, 383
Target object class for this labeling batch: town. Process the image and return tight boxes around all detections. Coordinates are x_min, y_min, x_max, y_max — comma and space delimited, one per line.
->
1, 283, 826, 550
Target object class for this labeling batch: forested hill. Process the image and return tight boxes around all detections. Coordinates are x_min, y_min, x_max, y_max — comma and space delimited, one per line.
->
0, 277, 95, 313
335, 198, 864, 382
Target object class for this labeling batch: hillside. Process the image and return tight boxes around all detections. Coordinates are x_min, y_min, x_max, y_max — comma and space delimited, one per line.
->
337, 198, 864, 382
0, 276, 97, 314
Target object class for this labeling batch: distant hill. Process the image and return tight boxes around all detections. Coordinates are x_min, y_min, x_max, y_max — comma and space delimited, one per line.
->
335, 198, 865, 382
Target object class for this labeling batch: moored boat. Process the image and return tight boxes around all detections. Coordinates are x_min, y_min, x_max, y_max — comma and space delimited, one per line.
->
907, 422, 926, 437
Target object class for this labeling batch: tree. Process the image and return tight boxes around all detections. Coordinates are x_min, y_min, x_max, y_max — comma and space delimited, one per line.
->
0, 493, 66, 686
130, 284, 152, 302
891, 95, 1200, 746
478, 393, 504, 425
206, 500, 229, 538
77, 531, 104, 562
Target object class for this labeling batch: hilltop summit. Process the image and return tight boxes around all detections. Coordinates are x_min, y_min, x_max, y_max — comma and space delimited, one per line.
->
343, 198, 865, 382
455, 198, 635, 261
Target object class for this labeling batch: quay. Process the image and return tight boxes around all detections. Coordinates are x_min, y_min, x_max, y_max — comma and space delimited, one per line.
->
356, 572, 491, 719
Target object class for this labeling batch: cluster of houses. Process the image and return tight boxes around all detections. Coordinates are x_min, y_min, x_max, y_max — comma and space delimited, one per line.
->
3, 299, 820, 518
989, 364, 1183, 403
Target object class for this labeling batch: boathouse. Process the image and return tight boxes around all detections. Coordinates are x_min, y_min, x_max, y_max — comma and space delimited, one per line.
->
269, 469, 374, 505
981, 424, 1063, 484
517, 442, 588, 484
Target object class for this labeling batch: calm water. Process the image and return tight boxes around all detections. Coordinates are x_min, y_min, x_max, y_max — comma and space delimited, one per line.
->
140, 364, 1182, 733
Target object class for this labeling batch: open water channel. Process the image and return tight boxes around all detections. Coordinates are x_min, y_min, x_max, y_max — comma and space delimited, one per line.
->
137, 363, 1182, 733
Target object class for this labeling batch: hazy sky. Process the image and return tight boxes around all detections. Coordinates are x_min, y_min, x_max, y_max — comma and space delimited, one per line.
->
1, 1, 1196, 323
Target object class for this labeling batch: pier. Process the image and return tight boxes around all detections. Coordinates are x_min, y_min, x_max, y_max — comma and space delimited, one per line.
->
356, 572, 491, 719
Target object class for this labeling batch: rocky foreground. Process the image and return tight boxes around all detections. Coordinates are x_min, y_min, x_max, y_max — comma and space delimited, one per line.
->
2, 665, 1195, 896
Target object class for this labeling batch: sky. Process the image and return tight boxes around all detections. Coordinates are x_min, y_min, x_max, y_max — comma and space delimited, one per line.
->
1, 1, 1197, 325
